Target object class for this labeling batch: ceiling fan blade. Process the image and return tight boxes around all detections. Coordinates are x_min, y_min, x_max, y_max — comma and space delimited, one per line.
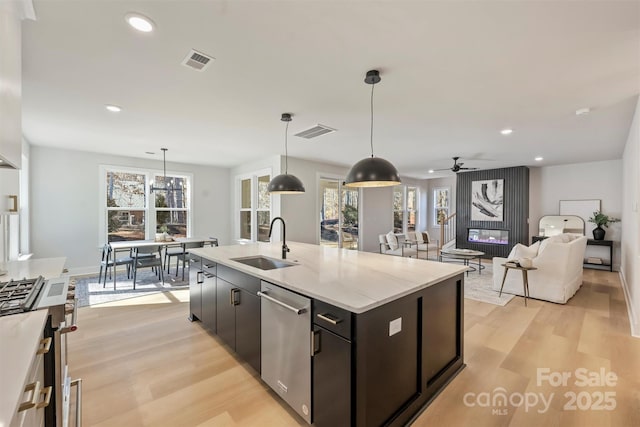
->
458, 167, 478, 170
432, 167, 452, 171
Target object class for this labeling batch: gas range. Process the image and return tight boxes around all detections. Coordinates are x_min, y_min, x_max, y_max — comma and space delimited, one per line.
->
0, 276, 72, 320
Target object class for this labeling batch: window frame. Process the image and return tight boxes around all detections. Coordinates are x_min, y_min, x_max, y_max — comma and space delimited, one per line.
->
98, 165, 193, 246
433, 186, 450, 227
235, 168, 272, 243
393, 185, 419, 234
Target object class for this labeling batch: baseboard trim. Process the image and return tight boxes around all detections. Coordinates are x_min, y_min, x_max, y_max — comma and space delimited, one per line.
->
619, 270, 640, 338
64, 266, 99, 277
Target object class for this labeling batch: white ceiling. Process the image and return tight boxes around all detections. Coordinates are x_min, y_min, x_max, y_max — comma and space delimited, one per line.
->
22, 1, 640, 179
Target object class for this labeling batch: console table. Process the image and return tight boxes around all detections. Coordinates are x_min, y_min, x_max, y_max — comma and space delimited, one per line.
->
531, 236, 613, 272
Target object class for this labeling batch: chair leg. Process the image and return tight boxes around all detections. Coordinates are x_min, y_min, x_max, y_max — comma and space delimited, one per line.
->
113, 264, 117, 290
132, 264, 137, 290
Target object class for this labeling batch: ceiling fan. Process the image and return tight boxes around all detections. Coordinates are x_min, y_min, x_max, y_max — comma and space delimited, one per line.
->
433, 157, 479, 173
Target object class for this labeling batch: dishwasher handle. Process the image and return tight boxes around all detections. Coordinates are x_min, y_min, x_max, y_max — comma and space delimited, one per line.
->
257, 291, 307, 315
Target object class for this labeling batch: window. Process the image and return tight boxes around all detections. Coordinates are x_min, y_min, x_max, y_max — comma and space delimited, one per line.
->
433, 187, 450, 227
237, 171, 271, 242
394, 185, 418, 234
319, 178, 359, 250
101, 167, 192, 243
393, 187, 404, 233
407, 187, 417, 232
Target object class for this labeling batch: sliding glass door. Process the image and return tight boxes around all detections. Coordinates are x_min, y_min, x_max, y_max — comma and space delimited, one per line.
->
319, 178, 359, 250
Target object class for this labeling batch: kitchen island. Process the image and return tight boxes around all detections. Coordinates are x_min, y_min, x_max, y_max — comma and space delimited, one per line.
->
189, 242, 466, 427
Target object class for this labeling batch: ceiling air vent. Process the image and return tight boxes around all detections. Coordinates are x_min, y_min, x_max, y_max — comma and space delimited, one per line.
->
181, 49, 215, 71
294, 124, 336, 139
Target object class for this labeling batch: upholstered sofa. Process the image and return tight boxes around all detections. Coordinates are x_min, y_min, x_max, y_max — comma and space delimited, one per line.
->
492, 234, 588, 304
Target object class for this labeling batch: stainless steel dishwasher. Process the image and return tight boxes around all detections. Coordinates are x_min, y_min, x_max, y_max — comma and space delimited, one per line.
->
258, 281, 312, 423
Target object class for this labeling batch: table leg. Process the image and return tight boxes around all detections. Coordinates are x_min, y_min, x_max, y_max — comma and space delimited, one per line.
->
499, 267, 509, 297
521, 270, 529, 307
478, 257, 482, 275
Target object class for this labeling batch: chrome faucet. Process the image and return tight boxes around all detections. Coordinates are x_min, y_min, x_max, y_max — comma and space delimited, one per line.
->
268, 217, 289, 259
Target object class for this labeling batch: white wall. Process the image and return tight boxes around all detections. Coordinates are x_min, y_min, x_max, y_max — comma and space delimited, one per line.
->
30, 146, 230, 273
360, 186, 394, 252
621, 96, 639, 336
530, 160, 623, 269
281, 157, 349, 244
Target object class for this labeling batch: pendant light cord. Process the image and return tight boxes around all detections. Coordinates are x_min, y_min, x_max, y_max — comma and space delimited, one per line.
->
370, 83, 375, 158
284, 120, 290, 174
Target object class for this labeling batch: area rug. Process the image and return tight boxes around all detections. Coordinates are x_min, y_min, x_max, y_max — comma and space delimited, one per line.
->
73, 269, 189, 307
460, 263, 515, 306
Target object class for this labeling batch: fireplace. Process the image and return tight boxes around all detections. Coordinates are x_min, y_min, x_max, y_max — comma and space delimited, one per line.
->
467, 228, 509, 245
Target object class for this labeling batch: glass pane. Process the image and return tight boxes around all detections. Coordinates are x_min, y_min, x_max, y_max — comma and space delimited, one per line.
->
393, 211, 404, 233
341, 188, 358, 250
155, 175, 188, 208
257, 211, 271, 242
407, 187, 416, 232
435, 188, 449, 208
240, 211, 251, 240
319, 179, 339, 247
393, 187, 404, 211
157, 211, 187, 238
107, 210, 145, 242
241, 179, 252, 209
106, 172, 146, 208
258, 175, 271, 210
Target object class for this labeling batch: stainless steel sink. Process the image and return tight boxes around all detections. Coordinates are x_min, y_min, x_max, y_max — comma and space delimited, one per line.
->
230, 255, 297, 270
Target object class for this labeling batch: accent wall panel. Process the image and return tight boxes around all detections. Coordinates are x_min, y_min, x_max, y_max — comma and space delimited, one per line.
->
455, 166, 529, 258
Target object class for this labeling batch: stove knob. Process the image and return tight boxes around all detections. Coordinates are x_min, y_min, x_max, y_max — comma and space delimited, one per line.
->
65, 302, 74, 315
67, 291, 75, 299
67, 283, 76, 291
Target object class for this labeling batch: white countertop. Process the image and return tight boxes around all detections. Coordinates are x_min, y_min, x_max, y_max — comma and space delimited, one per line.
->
0, 310, 49, 426
191, 242, 466, 313
1, 257, 67, 281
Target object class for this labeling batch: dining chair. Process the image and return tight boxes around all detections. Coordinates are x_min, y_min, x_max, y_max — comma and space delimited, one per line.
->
163, 243, 184, 274
99, 244, 133, 290
132, 245, 164, 289
175, 241, 205, 280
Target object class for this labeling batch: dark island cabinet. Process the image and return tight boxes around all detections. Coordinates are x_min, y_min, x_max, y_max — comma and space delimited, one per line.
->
188, 256, 202, 322
215, 264, 261, 373
201, 261, 217, 332
312, 274, 465, 427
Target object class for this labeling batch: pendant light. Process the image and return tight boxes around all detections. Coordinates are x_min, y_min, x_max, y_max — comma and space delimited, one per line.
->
150, 148, 170, 193
345, 70, 401, 187
267, 113, 306, 194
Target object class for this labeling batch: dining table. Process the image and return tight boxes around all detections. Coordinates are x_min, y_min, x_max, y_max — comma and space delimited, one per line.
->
108, 237, 218, 285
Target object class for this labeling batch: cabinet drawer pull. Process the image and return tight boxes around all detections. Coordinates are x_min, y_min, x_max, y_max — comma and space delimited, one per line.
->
37, 337, 52, 355
316, 313, 342, 325
231, 289, 240, 306
18, 381, 40, 412
197, 271, 204, 284
36, 386, 53, 409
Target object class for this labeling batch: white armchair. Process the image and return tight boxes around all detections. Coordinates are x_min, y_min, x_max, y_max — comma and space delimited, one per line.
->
492, 234, 588, 304
378, 232, 417, 257
404, 231, 439, 260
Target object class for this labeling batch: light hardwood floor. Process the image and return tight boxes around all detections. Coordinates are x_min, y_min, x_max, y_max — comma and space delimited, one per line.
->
69, 269, 640, 426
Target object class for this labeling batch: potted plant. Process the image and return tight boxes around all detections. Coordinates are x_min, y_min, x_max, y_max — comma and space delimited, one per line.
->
588, 211, 620, 240
157, 224, 170, 241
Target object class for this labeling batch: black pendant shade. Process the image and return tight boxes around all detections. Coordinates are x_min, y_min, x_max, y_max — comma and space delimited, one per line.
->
267, 173, 306, 193
345, 70, 401, 188
268, 113, 305, 194
345, 157, 401, 187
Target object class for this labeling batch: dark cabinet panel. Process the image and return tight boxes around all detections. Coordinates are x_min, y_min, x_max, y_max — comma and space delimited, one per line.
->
217, 264, 260, 294
355, 296, 420, 427
216, 278, 236, 349
235, 288, 261, 373
423, 278, 460, 385
313, 326, 351, 427
188, 256, 202, 321
201, 271, 217, 332
313, 299, 352, 339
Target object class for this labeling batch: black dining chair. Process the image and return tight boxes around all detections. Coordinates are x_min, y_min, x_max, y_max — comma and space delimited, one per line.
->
132, 245, 164, 289
163, 243, 183, 274
99, 244, 133, 290
175, 241, 205, 280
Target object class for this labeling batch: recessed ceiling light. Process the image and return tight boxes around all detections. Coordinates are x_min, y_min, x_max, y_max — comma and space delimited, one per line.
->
428, 169, 434, 174
500, 129, 513, 135
575, 107, 590, 116
105, 105, 122, 112
125, 13, 155, 32
535, 156, 544, 162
